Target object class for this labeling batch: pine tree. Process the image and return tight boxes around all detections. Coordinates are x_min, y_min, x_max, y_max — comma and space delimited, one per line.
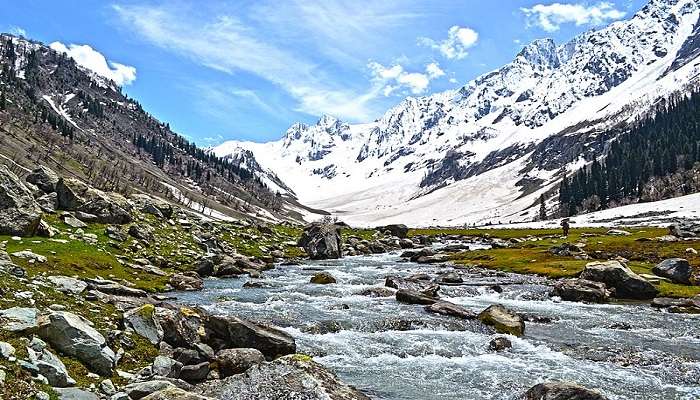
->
0, 92, 5, 111
539, 194, 547, 221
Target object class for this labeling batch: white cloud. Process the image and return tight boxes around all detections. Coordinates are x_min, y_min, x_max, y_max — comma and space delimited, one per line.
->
419, 26, 478, 60
49, 42, 136, 86
521, 2, 625, 32
369, 62, 444, 96
113, 4, 383, 121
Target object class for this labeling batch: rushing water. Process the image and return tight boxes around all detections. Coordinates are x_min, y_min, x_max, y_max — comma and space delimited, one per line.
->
175, 251, 700, 400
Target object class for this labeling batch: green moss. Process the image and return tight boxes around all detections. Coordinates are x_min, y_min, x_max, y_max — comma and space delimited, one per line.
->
290, 353, 313, 362
115, 334, 159, 378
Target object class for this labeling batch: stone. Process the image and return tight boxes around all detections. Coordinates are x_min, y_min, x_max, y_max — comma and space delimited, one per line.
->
0, 341, 15, 359
440, 272, 463, 284
155, 308, 206, 349
204, 314, 296, 360
310, 271, 336, 284
37, 192, 58, 213
131, 194, 174, 219
606, 229, 631, 236
27, 344, 76, 387
179, 362, 210, 383
48, 275, 88, 294
425, 301, 476, 319
197, 355, 370, 400
100, 379, 117, 395
0, 307, 39, 332
358, 287, 395, 297
580, 260, 658, 300
0, 164, 42, 236
524, 382, 608, 400
396, 289, 439, 305
11, 250, 47, 263
37, 311, 116, 376
53, 388, 100, 400
63, 215, 88, 228
652, 258, 693, 285
215, 348, 266, 378
124, 380, 177, 400
651, 297, 700, 314
105, 225, 127, 242
141, 387, 212, 400
26, 165, 60, 193
489, 336, 512, 351
123, 304, 164, 345
551, 279, 610, 303
152, 355, 183, 378
56, 178, 132, 224
478, 304, 525, 336
298, 222, 342, 260
169, 272, 204, 291
129, 224, 155, 242
380, 224, 409, 238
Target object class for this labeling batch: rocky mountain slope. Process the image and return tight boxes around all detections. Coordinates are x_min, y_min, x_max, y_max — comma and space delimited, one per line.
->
215, 0, 700, 227
0, 34, 316, 225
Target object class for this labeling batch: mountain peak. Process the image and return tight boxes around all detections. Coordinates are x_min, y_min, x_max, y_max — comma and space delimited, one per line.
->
517, 38, 560, 69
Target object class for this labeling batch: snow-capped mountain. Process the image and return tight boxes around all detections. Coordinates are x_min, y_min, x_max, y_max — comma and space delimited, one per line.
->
215, 0, 700, 227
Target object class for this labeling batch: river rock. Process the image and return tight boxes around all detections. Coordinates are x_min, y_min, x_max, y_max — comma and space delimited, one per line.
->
216, 348, 266, 378
579, 260, 658, 300
380, 224, 409, 238
156, 307, 206, 349
489, 336, 512, 351
179, 362, 210, 383
124, 304, 164, 345
142, 387, 212, 400
523, 382, 608, 400
26, 165, 60, 193
440, 272, 463, 284
298, 222, 342, 260
652, 258, 693, 285
0, 307, 39, 332
358, 287, 395, 297
478, 304, 524, 336
651, 297, 700, 313
169, 272, 204, 291
37, 311, 116, 376
425, 301, 476, 319
551, 279, 610, 303
125, 380, 178, 400
396, 289, 439, 305
310, 271, 336, 284
204, 315, 296, 360
0, 164, 42, 236
197, 355, 370, 400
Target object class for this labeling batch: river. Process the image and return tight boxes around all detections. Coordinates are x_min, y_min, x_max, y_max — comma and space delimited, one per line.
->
174, 250, 700, 400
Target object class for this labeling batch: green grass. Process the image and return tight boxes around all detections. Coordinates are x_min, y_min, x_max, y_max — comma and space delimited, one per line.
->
447, 227, 700, 298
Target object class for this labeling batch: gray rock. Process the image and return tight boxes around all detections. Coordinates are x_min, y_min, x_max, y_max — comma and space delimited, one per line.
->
197, 355, 370, 400
123, 304, 164, 345
358, 287, 395, 297
48, 275, 88, 294
100, 379, 117, 395
169, 272, 204, 291
27, 344, 76, 387
489, 336, 512, 351
310, 271, 336, 284
152, 355, 183, 379
142, 387, 212, 400
54, 388, 100, 400
440, 272, 463, 284
523, 382, 608, 400
179, 362, 209, 383
298, 222, 342, 260
56, 178, 132, 224
0, 341, 16, 359
64, 215, 88, 228
425, 301, 476, 319
0, 307, 39, 332
37, 192, 58, 213
204, 315, 296, 360
0, 164, 42, 236
580, 260, 658, 300
37, 311, 116, 376
652, 258, 693, 285
26, 165, 60, 193
125, 381, 177, 400
129, 224, 154, 242
478, 304, 525, 336
396, 288, 439, 305
215, 348, 265, 378
379, 224, 409, 238
11, 250, 47, 263
551, 279, 610, 303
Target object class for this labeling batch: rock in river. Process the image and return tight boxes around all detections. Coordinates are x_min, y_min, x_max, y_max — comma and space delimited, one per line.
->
298, 222, 342, 260
551, 279, 610, 303
478, 304, 525, 336
523, 382, 608, 400
579, 260, 658, 300
310, 271, 336, 284
204, 314, 296, 360
425, 301, 476, 319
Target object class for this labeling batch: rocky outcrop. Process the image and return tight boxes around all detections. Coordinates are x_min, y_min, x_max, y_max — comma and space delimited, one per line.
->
580, 261, 658, 300
25, 165, 60, 194
37, 311, 116, 376
0, 164, 42, 236
298, 222, 342, 260
396, 287, 439, 305
197, 355, 370, 400
523, 382, 608, 400
478, 304, 524, 336
204, 315, 296, 360
652, 258, 693, 285
551, 279, 610, 303
55, 178, 132, 224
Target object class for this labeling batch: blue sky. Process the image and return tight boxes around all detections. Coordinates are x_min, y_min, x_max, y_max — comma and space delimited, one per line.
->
3, 0, 646, 144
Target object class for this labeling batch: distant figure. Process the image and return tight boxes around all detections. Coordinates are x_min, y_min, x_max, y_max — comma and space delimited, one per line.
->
561, 218, 570, 236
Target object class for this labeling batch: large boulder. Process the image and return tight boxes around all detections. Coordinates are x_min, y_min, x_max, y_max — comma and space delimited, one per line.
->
0, 307, 39, 332
215, 348, 266, 378
580, 261, 658, 300
37, 311, 116, 376
55, 178, 132, 224
155, 307, 206, 349
425, 301, 476, 319
27, 337, 75, 387
197, 355, 370, 400
204, 315, 296, 360
169, 272, 204, 291
298, 222, 342, 260
523, 382, 608, 400
142, 387, 213, 400
396, 289, 439, 305
310, 271, 336, 284
478, 304, 525, 336
124, 304, 164, 345
380, 224, 409, 238
0, 164, 42, 236
131, 194, 174, 219
26, 165, 60, 193
47, 275, 88, 295
551, 279, 610, 303
652, 258, 693, 285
